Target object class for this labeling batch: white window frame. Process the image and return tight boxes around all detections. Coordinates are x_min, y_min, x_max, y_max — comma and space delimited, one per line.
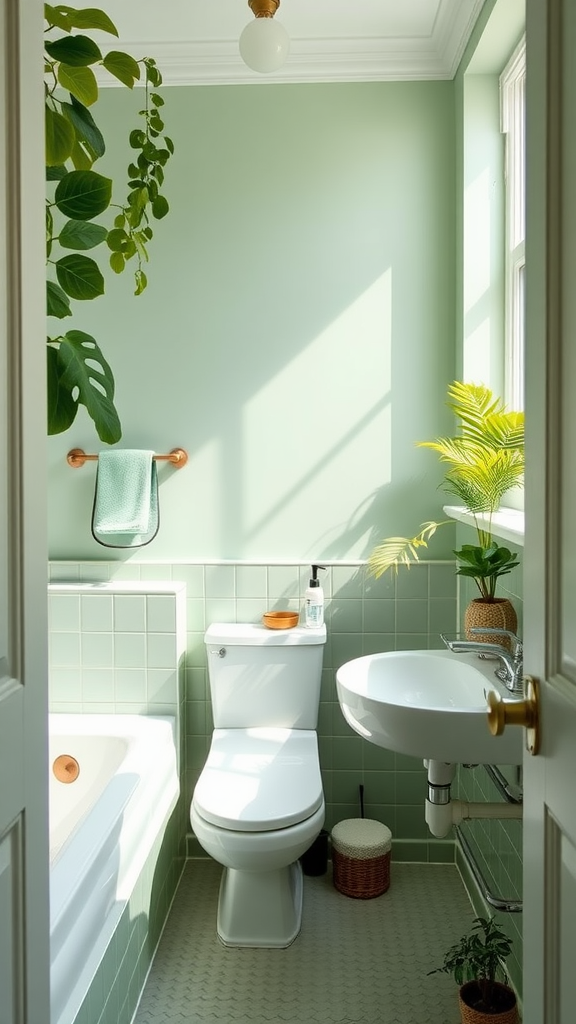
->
501, 37, 526, 412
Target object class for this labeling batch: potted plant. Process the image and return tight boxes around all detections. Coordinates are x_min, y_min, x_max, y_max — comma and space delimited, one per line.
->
428, 915, 519, 1023
367, 381, 524, 640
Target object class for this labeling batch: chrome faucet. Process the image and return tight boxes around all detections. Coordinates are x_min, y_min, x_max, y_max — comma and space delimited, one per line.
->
440, 628, 524, 695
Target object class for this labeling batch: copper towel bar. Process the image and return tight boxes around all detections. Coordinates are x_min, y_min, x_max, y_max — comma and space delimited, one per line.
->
66, 447, 188, 469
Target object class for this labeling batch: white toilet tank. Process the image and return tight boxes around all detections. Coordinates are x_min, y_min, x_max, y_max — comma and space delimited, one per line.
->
205, 622, 327, 729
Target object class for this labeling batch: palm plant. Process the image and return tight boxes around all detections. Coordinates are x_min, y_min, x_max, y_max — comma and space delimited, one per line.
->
367, 381, 524, 599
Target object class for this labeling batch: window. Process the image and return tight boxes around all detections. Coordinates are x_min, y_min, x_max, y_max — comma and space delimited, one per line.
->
501, 38, 526, 411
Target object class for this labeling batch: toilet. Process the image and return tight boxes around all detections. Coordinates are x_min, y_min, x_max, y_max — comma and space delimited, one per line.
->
190, 621, 327, 948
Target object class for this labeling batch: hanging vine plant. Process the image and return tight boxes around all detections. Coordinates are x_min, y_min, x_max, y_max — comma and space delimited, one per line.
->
45, 3, 174, 442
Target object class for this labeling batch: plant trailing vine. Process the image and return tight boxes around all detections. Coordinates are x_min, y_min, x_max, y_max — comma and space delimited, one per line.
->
45, 3, 174, 442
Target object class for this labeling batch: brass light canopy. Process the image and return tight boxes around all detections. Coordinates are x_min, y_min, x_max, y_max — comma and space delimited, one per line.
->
248, 0, 280, 16
239, 0, 290, 73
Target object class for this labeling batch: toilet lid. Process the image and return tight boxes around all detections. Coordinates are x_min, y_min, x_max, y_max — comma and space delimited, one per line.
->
193, 728, 323, 832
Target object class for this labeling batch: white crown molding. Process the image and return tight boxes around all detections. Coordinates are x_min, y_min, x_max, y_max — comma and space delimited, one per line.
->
434, 0, 487, 78
95, 0, 486, 87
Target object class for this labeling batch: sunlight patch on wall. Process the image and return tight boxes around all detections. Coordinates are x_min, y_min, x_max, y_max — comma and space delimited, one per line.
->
463, 167, 494, 383
243, 270, 392, 548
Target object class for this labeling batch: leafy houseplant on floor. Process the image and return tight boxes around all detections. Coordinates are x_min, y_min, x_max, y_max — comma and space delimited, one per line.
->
428, 915, 519, 1024
367, 381, 524, 640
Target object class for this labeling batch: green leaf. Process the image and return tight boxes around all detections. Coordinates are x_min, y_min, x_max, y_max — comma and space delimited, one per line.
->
47, 343, 79, 434
46, 205, 54, 252
129, 129, 146, 149
56, 253, 105, 300
55, 330, 122, 442
149, 114, 164, 133
45, 3, 73, 31
164, 136, 174, 155
134, 269, 147, 295
102, 51, 141, 88
106, 227, 130, 253
45, 107, 75, 165
46, 164, 68, 181
128, 186, 149, 212
45, 34, 102, 67
62, 96, 105, 158
58, 63, 98, 106
133, 233, 149, 262
151, 164, 164, 186
59, 219, 107, 250
57, 6, 119, 35
142, 141, 159, 162
151, 194, 169, 219
145, 61, 160, 87
150, 92, 164, 107
109, 251, 125, 274
70, 140, 92, 170
47, 280, 72, 318
55, 169, 112, 220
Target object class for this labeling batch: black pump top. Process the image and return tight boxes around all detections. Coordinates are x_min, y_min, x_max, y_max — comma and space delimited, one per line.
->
309, 564, 326, 587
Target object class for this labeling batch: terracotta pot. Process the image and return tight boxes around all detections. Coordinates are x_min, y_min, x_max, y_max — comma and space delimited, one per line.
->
458, 981, 519, 1024
464, 598, 518, 649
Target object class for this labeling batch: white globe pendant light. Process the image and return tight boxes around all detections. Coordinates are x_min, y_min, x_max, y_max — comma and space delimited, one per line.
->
239, 0, 290, 74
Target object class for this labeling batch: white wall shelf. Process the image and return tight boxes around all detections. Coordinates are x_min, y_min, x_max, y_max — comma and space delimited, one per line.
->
443, 505, 524, 547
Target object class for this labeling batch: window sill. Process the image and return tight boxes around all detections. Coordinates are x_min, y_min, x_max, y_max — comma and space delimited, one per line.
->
443, 505, 525, 547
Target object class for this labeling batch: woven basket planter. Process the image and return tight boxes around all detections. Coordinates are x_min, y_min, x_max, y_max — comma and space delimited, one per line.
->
458, 981, 519, 1024
464, 598, 518, 648
331, 819, 392, 899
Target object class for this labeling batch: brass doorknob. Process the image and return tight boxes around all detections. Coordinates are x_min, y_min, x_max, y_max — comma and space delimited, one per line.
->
486, 676, 540, 756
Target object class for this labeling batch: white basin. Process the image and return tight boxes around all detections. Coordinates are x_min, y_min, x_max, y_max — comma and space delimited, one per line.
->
336, 649, 522, 764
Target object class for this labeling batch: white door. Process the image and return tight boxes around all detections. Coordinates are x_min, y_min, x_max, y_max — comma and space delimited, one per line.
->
0, 1, 49, 1021
522, 0, 576, 1020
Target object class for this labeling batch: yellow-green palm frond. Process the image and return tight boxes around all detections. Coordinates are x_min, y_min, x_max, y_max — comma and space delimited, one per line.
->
443, 449, 524, 514
446, 380, 501, 420
418, 381, 524, 476
418, 436, 485, 465
479, 410, 524, 451
443, 381, 524, 453
367, 521, 445, 578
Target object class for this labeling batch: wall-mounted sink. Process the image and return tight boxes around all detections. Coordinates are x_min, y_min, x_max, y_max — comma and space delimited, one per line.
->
336, 649, 522, 764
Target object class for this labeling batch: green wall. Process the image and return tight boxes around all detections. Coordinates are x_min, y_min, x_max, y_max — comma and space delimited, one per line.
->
47, 81, 456, 562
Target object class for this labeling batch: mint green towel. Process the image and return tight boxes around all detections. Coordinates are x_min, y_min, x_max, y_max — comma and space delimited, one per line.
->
91, 450, 159, 548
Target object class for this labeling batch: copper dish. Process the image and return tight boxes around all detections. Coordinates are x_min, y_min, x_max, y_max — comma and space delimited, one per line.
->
262, 610, 299, 630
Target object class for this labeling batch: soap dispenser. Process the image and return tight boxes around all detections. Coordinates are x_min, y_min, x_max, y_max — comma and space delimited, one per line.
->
304, 565, 326, 628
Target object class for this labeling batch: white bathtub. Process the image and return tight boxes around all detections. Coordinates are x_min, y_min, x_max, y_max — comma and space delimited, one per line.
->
49, 714, 179, 1024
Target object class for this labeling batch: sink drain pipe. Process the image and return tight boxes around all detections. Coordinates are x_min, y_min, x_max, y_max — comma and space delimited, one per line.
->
424, 760, 523, 839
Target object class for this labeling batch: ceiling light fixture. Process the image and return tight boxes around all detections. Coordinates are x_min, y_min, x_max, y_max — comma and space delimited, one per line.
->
239, 0, 290, 74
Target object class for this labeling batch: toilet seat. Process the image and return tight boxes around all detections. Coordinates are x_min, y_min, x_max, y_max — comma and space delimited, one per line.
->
193, 728, 323, 832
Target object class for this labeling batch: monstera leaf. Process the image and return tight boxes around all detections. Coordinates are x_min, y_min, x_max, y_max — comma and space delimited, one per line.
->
47, 331, 121, 443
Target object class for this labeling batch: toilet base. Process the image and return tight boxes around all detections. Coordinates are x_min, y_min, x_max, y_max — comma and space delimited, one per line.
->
217, 861, 303, 948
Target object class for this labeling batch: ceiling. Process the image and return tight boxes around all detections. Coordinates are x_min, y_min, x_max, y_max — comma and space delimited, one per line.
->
96, 0, 487, 86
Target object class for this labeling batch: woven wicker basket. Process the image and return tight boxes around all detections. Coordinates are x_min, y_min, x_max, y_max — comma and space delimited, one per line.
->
464, 598, 518, 647
458, 982, 519, 1024
331, 819, 392, 899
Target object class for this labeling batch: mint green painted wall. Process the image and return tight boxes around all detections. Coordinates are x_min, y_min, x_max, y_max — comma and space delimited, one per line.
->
48, 82, 456, 562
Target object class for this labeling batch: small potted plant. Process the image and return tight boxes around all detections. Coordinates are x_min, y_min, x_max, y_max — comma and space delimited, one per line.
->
429, 915, 519, 1023
367, 381, 524, 640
